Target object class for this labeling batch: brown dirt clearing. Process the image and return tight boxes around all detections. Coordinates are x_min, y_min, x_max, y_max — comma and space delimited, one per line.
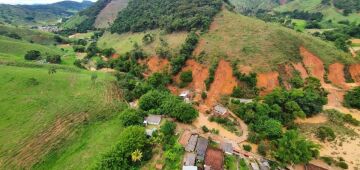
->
256, 72, 279, 96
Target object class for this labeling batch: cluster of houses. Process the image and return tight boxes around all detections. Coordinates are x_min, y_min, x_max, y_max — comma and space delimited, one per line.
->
180, 131, 228, 170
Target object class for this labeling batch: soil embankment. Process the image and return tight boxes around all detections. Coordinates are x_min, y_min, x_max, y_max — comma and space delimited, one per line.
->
256, 72, 279, 96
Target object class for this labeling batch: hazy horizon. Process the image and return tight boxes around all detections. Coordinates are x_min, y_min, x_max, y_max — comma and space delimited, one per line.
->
0, 0, 97, 5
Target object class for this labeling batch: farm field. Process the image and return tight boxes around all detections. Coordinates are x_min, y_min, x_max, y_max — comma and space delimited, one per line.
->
0, 65, 126, 169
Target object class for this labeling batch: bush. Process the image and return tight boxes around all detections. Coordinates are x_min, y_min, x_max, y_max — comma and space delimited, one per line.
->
102, 48, 116, 58
201, 91, 207, 99
344, 87, 360, 109
202, 125, 209, 133
46, 55, 61, 64
160, 121, 176, 137
142, 34, 155, 45
243, 144, 252, 152
316, 126, 336, 142
73, 45, 86, 52
180, 71, 193, 83
119, 109, 144, 126
336, 161, 348, 169
24, 50, 41, 60
258, 141, 267, 156
74, 59, 84, 68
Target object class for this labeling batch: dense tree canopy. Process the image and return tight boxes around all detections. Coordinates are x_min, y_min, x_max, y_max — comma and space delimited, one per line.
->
119, 109, 145, 126
110, 0, 222, 34
96, 126, 151, 169
272, 130, 320, 166
344, 87, 360, 109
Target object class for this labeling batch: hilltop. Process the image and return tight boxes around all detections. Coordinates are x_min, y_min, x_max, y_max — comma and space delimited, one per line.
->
0, 1, 93, 26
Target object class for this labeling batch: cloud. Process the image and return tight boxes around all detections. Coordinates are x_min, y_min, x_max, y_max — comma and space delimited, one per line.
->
0, 0, 96, 5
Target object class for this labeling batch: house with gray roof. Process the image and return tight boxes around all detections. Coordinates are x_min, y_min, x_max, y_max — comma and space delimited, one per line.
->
185, 134, 198, 152
183, 152, 196, 166
144, 115, 162, 125
213, 104, 228, 116
195, 137, 208, 161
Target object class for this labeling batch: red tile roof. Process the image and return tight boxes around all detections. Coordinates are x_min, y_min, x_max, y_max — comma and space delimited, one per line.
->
204, 148, 224, 170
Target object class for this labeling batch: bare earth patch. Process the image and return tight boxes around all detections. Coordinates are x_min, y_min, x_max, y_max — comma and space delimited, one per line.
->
328, 63, 346, 88
300, 46, 325, 83
205, 60, 237, 107
349, 64, 360, 83
146, 56, 169, 74
256, 72, 279, 96
292, 62, 308, 79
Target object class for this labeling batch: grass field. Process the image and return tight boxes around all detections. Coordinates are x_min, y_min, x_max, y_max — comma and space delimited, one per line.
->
292, 19, 307, 32
61, 15, 88, 29
275, 0, 360, 26
0, 65, 126, 169
98, 30, 188, 56
0, 24, 57, 45
194, 9, 354, 72
0, 36, 64, 63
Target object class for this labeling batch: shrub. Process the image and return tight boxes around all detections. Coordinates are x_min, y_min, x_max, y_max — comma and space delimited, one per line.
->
161, 121, 176, 137
142, 33, 155, 45
102, 48, 116, 58
202, 126, 209, 133
119, 109, 144, 126
258, 141, 267, 156
24, 50, 41, 60
73, 45, 86, 52
180, 71, 193, 83
316, 126, 336, 141
201, 91, 207, 99
336, 161, 348, 169
344, 87, 360, 109
243, 144, 252, 152
74, 59, 84, 68
46, 55, 61, 64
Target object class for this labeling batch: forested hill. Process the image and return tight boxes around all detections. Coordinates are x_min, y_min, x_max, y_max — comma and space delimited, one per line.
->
0, 1, 93, 26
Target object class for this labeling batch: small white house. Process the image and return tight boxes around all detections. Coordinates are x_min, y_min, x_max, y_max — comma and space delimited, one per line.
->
213, 105, 228, 116
144, 115, 162, 125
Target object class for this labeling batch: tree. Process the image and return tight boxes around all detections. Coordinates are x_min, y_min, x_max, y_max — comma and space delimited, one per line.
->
316, 126, 336, 142
160, 121, 176, 137
272, 130, 320, 166
344, 87, 360, 109
262, 119, 283, 139
258, 141, 267, 156
96, 126, 151, 169
102, 48, 116, 58
180, 71, 193, 83
172, 102, 198, 123
243, 144, 252, 152
46, 55, 61, 64
139, 90, 165, 111
131, 149, 143, 162
24, 50, 41, 60
119, 109, 144, 126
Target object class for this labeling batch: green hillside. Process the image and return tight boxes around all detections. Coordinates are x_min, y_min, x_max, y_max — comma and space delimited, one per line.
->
0, 65, 126, 169
275, 0, 360, 24
194, 9, 354, 72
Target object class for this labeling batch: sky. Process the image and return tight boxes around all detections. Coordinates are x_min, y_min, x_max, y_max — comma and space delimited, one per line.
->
0, 0, 96, 5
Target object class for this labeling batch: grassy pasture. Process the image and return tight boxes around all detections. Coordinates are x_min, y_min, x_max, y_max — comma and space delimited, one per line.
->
0, 65, 125, 169
292, 19, 307, 32
98, 30, 188, 56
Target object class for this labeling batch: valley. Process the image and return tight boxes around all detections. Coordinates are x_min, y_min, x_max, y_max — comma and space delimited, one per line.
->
0, 0, 360, 169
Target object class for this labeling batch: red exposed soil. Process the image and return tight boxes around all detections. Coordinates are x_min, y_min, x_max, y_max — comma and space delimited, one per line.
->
146, 56, 169, 74
112, 53, 120, 59
300, 47, 324, 82
328, 63, 347, 88
205, 148, 224, 170
256, 72, 280, 96
178, 59, 209, 93
292, 62, 308, 79
349, 64, 360, 83
205, 60, 237, 107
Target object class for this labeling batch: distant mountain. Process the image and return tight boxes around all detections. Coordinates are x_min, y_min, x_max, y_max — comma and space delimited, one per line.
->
0, 1, 93, 26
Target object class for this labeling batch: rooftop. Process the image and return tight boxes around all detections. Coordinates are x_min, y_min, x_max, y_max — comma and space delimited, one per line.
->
182, 166, 198, 170
183, 152, 196, 166
145, 115, 162, 125
185, 134, 198, 152
195, 137, 209, 161
221, 142, 233, 154
214, 105, 227, 115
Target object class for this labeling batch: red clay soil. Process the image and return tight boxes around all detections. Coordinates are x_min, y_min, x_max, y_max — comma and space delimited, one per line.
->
179, 59, 209, 93
146, 56, 169, 73
292, 62, 308, 79
349, 64, 360, 83
300, 47, 324, 83
328, 63, 347, 88
257, 72, 280, 96
111, 53, 120, 59
204, 148, 224, 170
205, 60, 238, 107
